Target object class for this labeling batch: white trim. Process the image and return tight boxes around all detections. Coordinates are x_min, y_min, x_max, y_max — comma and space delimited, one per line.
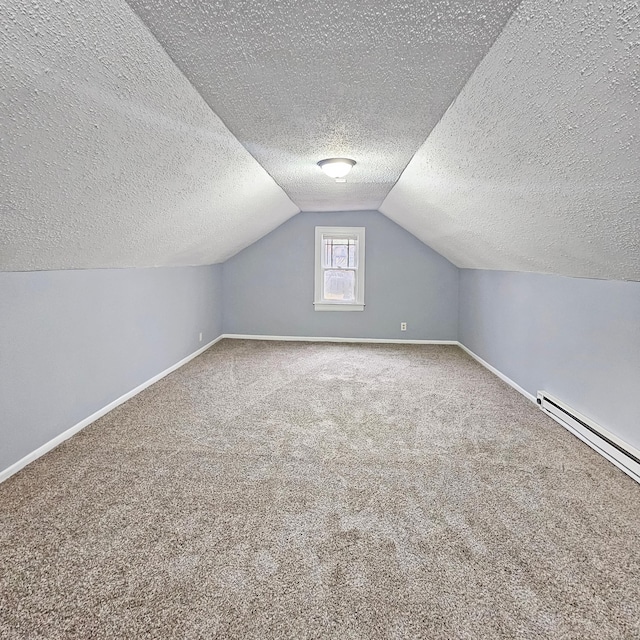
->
537, 392, 640, 485
221, 334, 457, 345
8, 333, 633, 490
314, 226, 365, 310
457, 343, 640, 485
0, 335, 224, 485
313, 303, 365, 312
456, 343, 537, 403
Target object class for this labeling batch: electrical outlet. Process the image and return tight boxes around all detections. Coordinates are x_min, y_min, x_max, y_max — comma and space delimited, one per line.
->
400, 322, 407, 331
199, 332, 203, 342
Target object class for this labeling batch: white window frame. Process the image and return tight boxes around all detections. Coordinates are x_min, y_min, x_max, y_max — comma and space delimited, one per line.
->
314, 226, 365, 312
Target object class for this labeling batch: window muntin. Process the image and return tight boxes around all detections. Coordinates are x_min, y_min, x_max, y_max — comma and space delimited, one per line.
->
314, 227, 365, 311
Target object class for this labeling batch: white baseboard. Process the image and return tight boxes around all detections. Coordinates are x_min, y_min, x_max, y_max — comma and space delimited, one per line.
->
458, 344, 639, 484
5, 334, 630, 489
538, 392, 640, 485
223, 336, 534, 401
224, 336, 536, 405
221, 333, 458, 345
456, 343, 537, 403
543, 410, 640, 485
0, 335, 224, 484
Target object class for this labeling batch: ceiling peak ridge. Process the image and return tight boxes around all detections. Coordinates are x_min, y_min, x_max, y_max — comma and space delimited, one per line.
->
121, 0, 299, 214
380, 0, 527, 213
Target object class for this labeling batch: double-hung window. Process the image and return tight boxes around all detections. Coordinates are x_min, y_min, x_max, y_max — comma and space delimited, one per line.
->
314, 226, 365, 311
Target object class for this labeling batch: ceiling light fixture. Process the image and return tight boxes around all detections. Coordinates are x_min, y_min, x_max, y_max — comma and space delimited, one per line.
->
317, 158, 356, 180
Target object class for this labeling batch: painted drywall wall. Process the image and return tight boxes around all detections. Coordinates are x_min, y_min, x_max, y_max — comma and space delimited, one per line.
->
223, 211, 458, 340
459, 270, 640, 450
0, 265, 223, 473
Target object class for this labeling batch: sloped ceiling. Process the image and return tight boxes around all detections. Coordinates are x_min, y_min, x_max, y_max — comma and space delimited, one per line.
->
2, 0, 638, 280
0, 0, 298, 271
380, 0, 640, 281
125, 0, 521, 212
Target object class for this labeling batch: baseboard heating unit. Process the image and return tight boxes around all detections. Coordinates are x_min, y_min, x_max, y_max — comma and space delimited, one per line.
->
537, 391, 640, 485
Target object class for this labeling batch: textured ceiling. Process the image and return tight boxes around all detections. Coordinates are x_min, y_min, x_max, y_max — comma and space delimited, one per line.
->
0, 0, 298, 271
125, 0, 521, 212
3, 0, 638, 279
381, 0, 640, 281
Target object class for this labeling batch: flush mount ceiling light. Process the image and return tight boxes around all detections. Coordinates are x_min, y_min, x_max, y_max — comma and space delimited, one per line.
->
317, 158, 356, 181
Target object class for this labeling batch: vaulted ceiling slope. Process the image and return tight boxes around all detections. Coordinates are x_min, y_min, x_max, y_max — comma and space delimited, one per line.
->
4, 1, 638, 279
381, 0, 640, 281
125, 0, 521, 212
0, 0, 298, 271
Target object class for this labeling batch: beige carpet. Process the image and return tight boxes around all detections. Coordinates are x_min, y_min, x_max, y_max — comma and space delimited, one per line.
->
1, 340, 639, 639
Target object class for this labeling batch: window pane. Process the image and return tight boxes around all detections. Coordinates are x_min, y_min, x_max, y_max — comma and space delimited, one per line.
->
323, 237, 357, 268
323, 269, 355, 301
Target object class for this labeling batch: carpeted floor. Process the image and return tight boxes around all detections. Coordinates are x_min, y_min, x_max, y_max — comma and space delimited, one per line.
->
1, 340, 639, 639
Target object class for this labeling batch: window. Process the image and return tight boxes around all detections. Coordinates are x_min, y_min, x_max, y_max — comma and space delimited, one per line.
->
314, 226, 365, 311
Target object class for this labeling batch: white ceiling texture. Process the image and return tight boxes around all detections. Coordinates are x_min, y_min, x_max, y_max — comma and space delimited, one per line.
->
125, 0, 521, 212
381, 0, 640, 281
2, 0, 639, 280
0, 0, 298, 270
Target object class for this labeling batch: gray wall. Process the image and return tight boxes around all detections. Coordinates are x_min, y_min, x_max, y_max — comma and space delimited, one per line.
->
459, 269, 640, 450
223, 211, 459, 340
0, 265, 223, 473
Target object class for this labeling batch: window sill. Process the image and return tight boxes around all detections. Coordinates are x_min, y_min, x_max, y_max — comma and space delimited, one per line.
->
314, 303, 365, 312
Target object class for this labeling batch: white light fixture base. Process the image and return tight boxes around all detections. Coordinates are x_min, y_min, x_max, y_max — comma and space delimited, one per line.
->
317, 158, 356, 179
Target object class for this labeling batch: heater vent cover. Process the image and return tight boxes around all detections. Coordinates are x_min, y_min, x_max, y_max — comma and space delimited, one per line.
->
537, 391, 640, 485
